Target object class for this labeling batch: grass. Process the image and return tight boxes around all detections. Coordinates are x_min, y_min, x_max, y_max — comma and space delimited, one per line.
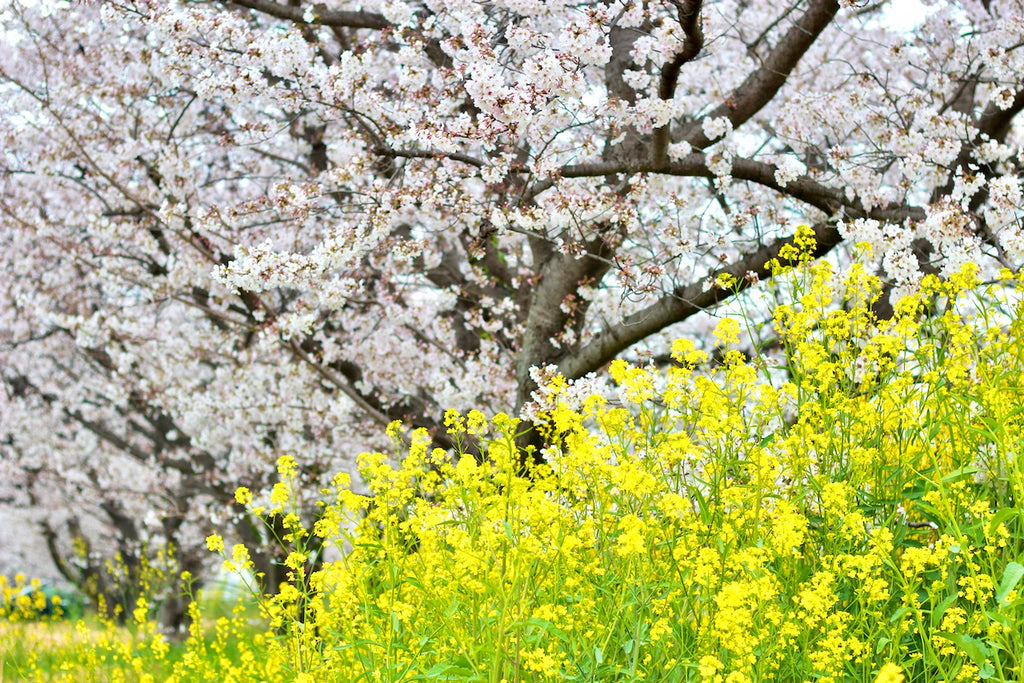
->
0, 592, 263, 682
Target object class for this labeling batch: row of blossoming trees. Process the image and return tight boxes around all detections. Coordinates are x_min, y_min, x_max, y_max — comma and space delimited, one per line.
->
1, 0, 1023, 626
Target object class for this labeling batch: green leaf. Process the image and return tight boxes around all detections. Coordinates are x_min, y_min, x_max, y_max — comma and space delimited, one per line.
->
523, 617, 569, 642
987, 507, 1017, 538
996, 562, 1024, 605
931, 594, 958, 627
985, 609, 1011, 628
999, 597, 1024, 611
417, 661, 477, 680
941, 466, 980, 483
932, 632, 991, 669
889, 606, 912, 623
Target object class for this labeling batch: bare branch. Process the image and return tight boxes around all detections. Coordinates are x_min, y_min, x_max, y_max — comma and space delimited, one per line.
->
653, 0, 704, 168
515, 236, 616, 409
933, 89, 1024, 206
67, 409, 152, 463
229, 0, 390, 30
680, 0, 840, 150
558, 220, 843, 379
374, 145, 487, 169
546, 153, 925, 222
286, 338, 393, 426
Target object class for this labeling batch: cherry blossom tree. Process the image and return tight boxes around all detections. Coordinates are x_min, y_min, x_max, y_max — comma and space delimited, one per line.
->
2, 0, 1024, 616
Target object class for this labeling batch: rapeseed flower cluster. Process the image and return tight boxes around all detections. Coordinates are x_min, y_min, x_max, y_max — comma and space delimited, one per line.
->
186, 254, 1024, 681
1, 562, 184, 681
0, 574, 58, 621
6, 236, 1024, 681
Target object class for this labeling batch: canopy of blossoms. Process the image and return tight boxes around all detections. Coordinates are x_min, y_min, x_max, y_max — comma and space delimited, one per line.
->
1, 0, 1021, 592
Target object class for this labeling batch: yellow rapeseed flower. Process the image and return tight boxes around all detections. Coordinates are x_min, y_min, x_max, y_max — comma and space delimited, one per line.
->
874, 663, 904, 683
205, 534, 224, 553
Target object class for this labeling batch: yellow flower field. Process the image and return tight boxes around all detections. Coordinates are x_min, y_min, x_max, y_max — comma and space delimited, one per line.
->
5, 245, 1024, 681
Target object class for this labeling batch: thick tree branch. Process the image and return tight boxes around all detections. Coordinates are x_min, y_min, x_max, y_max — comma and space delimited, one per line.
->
680, 0, 840, 150
229, 0, 390, 30
933, 89, 1024, 205
374, 145, 487, 169
873, 90, 1024, 318
67, 409, 152, 463
558, 220, 843, 380
545, 153, 924, 222
286, 338, 393, 426
286, 337, 461, 451
515, 236, 616, 409
653, 0, 704, 168
559, 150, 929, 371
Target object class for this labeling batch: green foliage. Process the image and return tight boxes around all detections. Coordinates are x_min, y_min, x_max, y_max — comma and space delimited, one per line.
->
0, 587, 262, 682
